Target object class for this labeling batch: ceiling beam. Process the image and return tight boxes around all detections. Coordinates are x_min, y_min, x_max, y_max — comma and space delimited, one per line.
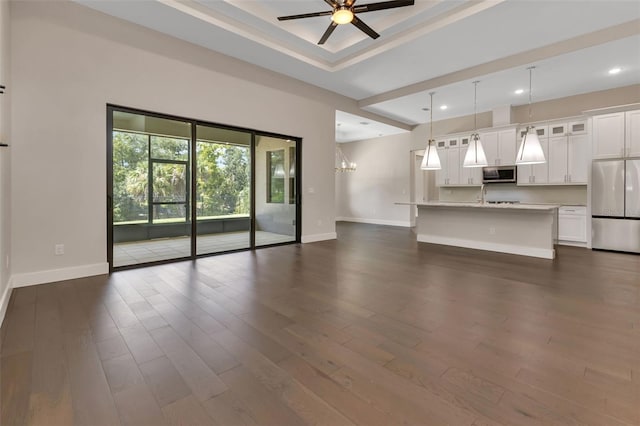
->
358, 19, 640, 108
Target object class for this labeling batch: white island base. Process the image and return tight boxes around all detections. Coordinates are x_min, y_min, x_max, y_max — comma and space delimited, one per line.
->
416, 203, 559, 259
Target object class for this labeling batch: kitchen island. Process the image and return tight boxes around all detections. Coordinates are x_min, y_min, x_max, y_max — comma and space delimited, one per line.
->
413, 202, 559, 259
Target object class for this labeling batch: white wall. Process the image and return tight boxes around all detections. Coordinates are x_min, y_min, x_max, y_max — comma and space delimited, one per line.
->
0, 0, 12, 322
9, 1, 352, 286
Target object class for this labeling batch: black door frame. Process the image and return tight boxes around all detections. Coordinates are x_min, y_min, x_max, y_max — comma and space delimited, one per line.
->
106, 104, 302, 272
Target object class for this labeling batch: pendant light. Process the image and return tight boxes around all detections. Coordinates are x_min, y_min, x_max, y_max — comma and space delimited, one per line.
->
463, 80, 488, 168
516, 66, 546, 165
420, 92, 441, 170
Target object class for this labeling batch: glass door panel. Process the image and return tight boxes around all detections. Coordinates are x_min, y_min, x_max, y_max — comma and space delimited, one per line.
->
255, 136, 297, 247
195, 125, 252, 255
110, 109, 191, 267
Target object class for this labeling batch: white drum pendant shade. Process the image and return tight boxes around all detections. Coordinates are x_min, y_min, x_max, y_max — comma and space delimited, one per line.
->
516, 128, 545, 165
463, 135, 488, 167
421, 142, 441, 170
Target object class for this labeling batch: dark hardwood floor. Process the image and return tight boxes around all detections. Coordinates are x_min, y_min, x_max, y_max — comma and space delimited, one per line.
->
2, 222, 639, 425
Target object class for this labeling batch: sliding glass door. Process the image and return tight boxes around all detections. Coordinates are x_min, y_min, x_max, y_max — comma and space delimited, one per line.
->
110, 111, 192, 267
107, 106, 300, 270
195, 124, 252, 255
255, 135, 298, 247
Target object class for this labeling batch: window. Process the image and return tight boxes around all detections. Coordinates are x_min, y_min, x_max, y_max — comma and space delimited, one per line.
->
267, 150, 285, 203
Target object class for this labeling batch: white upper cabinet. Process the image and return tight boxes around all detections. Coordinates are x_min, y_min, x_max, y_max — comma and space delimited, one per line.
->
446, 145, 460, 185
626, 110, 640, 158
549, 136, 568, 184
434, 136, 481, 187
460, 146, 483, 185
517, 117, 587, 186
498, 128, 517, 165
567, 134, 588, 183
435, 139, 460, 186
592, 112, 625, 159
481, 127, 516, 166
548, 133, 587, 185
481, 131, 499, 166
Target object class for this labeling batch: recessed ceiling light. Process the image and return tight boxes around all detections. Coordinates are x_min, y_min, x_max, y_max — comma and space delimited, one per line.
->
360, 121, 369, 125
514, 89, 524, 95
440, 105, 448, 110
608, 67, 622, 75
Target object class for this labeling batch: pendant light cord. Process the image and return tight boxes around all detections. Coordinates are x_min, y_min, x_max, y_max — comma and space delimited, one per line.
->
473, 81, 478, 131
528, 66, 534, 120
429, 91, 434, 142
520, 66, 536, 162
472, 81, 479, 162
425, 92, 435, 164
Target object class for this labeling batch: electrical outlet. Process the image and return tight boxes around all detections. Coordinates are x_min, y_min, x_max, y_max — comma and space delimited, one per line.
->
489, 227, 496, 235
55, 244, 65, 255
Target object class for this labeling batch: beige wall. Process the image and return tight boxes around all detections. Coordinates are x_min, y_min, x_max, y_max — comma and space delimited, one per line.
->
512, 84, 640, 123
335, 132, 413, 226
0, 0, 11, 317
9, 1, 348, 283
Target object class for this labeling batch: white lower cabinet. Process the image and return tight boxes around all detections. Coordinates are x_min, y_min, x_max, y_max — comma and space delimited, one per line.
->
558, 206, 587, 244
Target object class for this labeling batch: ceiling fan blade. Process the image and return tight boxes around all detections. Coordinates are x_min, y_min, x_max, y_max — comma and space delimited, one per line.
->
277, 10, 333, 21
354, 0, 414, 13
318, 22, 338, 45
324, 0, 339, 7
351, 15, 379, 39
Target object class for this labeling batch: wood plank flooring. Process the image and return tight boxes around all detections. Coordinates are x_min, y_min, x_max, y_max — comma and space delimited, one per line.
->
2, 222, 639, 425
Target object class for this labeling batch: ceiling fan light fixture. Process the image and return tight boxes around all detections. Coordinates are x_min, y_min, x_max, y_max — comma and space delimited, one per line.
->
332, 8, 354, 24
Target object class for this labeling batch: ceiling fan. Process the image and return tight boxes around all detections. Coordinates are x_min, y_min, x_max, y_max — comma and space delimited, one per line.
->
277, 0, 415, 45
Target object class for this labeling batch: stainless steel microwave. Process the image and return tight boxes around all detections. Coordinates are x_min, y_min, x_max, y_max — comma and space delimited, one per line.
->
482, 166, 517, 184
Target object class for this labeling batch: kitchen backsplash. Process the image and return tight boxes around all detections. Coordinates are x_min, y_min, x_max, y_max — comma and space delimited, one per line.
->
438, 184, 587, 205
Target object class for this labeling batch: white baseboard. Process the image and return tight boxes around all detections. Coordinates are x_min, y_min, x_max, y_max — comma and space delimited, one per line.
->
301, 232, 337, 244
558, 240, 587, 248
417, 235, 555, 259
0, 279, 12, 328
336, 217, 411, 227
11, 262, 109, 288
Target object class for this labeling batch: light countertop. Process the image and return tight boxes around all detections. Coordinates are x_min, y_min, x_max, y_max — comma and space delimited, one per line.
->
398, 202, 560, 211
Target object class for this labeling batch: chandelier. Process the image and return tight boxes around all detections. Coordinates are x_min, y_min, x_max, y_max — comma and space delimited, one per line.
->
335, 145, 356, 172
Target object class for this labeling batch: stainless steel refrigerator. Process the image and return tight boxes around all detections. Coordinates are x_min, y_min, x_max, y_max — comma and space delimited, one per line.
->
592, 159, 640, 253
